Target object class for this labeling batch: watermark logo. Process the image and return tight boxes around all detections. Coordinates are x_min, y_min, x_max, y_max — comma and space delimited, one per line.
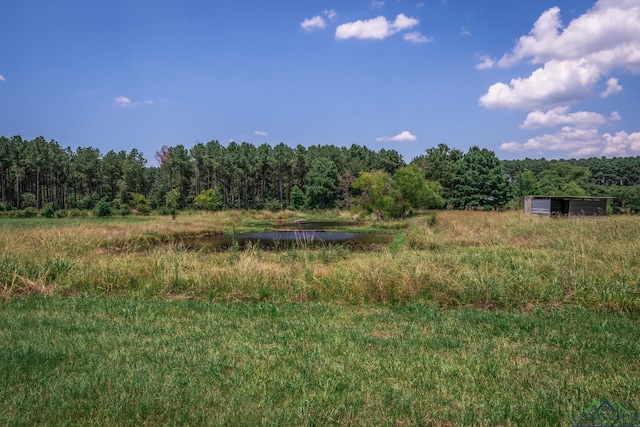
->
572, 400, 640, 427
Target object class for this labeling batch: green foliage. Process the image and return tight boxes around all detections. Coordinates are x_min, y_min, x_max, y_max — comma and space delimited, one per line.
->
537, 161, 591, 195
129, 193, 151, 215
10, 207, 39, 218
352, 170, 402, 219
561, 181, 588, 196
514, 170, 538, 197
509, 169, 539, 209
376, 148, 404, 175
165, 188, 181, 211
411, 143, 463, 200
607, 185, 640, 213
393, 164, 445, 211
95, 198, 112, 218
450, 146, 510, 209
289, 185, 305, 210
3, 133, 640, 217
20, 192, 37, 209
66, 208, 88, 218
305, 158, 338, 209
41, 203, 56, 219
194, 188, 222, 211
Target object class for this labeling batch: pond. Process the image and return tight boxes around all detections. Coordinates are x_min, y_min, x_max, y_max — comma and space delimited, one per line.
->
182, 221, 391, 251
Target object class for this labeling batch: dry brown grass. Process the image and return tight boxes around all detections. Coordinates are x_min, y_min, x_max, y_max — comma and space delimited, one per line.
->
1, 210, 639, 311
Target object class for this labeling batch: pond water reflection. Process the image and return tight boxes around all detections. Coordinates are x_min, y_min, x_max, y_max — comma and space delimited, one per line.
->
184, 225, 391, 251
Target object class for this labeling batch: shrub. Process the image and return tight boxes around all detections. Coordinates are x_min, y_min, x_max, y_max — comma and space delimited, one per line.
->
42, 203, 56, 218
20, 192, 37, 209
67, 208, 87, 218
19, 207, 38, 218
95, 199, 112, 218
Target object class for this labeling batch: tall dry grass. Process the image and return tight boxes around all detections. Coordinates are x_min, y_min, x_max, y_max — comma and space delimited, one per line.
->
1, 210, 639, 311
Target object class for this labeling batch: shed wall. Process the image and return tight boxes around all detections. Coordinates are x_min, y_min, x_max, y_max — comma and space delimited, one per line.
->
568, 200, 607, 216
531, 198, 551, 216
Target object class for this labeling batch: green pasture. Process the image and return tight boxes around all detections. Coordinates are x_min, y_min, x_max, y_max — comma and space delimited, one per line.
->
1, 298, 638, 426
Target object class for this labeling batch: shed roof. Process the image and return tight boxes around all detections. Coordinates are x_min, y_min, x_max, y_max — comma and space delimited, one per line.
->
525, 195, 614, 200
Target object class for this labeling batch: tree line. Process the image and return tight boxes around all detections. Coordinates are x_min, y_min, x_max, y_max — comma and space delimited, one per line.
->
2, 135, 640, 217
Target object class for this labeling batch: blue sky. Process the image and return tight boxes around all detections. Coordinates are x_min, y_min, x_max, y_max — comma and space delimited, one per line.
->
1, 0, 639, 165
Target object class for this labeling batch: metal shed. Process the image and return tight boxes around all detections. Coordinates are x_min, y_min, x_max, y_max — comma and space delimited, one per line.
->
524, 196, 611, 217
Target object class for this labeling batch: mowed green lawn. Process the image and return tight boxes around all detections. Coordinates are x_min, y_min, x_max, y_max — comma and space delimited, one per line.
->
1, 297, 638, 426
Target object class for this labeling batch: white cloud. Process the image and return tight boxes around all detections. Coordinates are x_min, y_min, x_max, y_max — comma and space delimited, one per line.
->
520, 106, 619, 129
0, 74, 5, 82
376, 131, 417, 142
324, 9, 336, 19
497, 2, 640, 70
416, 2, 426, 8
254, 130, 268, 136
115, 96, 132, 108
115, 96, 154, 107
601, 77, 623, 97
301, 16, 326, 32
301, 10, 336, 32
475, 55, 496, 70
403, 32, 432, 43
501, 127, 640, 157
335, 14, 419, 40
393, 14, 419, 31
461, 26, 471, 36
480, 0, 640, 110
479, 59, 601, 110
370, 1, 385, 9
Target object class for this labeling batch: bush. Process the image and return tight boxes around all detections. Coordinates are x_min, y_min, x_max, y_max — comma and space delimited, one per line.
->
20, 192, 37, 209
96, 198, 112, 218
19, 207, 38, 218
67, 208, 87, 218
41, 204, 56, 218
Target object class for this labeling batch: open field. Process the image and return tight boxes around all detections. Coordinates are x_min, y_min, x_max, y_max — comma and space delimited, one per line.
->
1, 210, 639, 425
1, 210, 639, 311
1, 297, 639, 426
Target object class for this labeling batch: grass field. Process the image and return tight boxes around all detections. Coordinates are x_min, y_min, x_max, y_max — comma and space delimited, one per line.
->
1, 210, 639, 425
2, 210, 639, 311
2, 297, 639, 426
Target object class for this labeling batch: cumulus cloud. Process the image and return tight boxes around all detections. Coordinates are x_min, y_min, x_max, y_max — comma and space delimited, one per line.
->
115, 96, 133, 107
520, 106, 619, 129
480, 0, 640, 158
601, 77, 623, 97
254, 130, 268, 136
301, 10, 336, 32
479, 0, 640, 110
301, 16, 326, 32
475, 55, 496, 70
335, 14, 419, 40
0, 74, 5, 81
376, 131, 417, 142
480, 59, 602, 110
501, 127, 640, 157
403, 32, 432, 43
497, 2, 640, 70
